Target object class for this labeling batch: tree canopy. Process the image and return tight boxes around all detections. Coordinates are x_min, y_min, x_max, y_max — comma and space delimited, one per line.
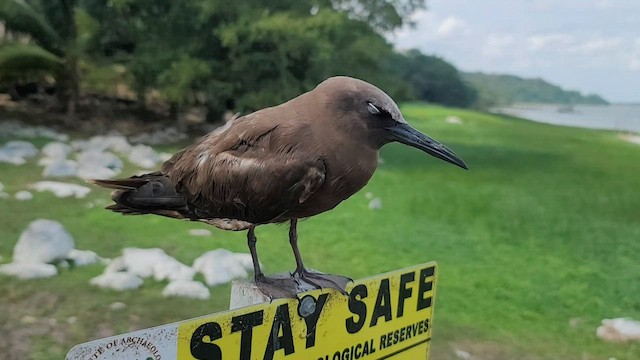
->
0, 0, 485, 122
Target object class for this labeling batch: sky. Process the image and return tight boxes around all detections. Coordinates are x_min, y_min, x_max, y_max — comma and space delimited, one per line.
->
390, 0, 640, 103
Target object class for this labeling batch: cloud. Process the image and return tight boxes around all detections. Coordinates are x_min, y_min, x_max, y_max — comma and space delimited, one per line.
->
436, 16, 469, 38
528, 33, 574, 52
388, 1, 640, 101
391, 12, 471, 49
568, 37, 624, 54
483, 34, 516, 58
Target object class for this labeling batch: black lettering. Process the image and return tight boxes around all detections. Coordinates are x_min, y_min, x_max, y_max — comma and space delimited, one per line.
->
231, 310, 264, 360
346, 284, 368, 333
417, 267, 434, 310
264, 304, 295, 360
379, 334, 386, 349
354, 343, 362, 358
364, 338, 374, 354
342, 348, 349, 359
190, 322, 222, 360
397, 272, 415, 318
302, 294, 329, 349
370, 279, 392, 327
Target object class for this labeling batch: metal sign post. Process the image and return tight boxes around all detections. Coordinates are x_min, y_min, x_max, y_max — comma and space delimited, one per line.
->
67, 262, 437, 360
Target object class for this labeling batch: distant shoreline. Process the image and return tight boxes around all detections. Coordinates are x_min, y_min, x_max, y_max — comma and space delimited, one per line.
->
490, 103, 640, 134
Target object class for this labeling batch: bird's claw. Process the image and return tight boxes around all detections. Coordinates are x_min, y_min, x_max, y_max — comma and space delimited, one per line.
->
255, 274, 299, 299
292, 268, 351, 295
254, 270, 352, 299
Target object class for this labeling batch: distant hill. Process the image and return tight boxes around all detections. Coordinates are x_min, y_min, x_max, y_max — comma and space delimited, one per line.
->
463, 72, 609, 106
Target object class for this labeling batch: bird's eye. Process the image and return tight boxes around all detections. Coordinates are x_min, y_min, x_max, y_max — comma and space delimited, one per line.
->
367, 102, 381, 115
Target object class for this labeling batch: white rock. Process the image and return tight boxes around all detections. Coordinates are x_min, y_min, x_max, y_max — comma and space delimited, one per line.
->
104, 256, 127, 273
153, 258, 196, 282
454, 349, 472, 360
120, 247, 194, 281
76, 163, 119, 180
5, 140, 39, 157
109, 302, 126, 310
0, 262, 57, 279
71, 135, 132, 154
90, 272, 143, 291
76, 149, 123, 169
75, 149, 123, 180
597, 318, 640, 342
42, 159, 77, 177
233, 253, 256, 272
31, 181, 91, 198
0, 140, 38, 165
13, 219, 75, 264
14, 191, 33, 201
98, 135, 132, 153
0, 121, 68, 141
162, 280, 211, 300
41, 142, 71, 160
67, 249, 102, 266
446, 115, 463, 125
193, 249, 250, 286
128, 144, 160, 169
0, 152, 26, 165
368, 197, 383, 210
189, 229, 212, 237
121, 248, 167, 278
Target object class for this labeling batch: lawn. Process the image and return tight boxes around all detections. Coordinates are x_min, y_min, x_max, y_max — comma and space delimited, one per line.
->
1, 104, 639, 359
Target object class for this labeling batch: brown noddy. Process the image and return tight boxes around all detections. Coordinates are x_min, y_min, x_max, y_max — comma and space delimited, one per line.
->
92, 76, 467, 298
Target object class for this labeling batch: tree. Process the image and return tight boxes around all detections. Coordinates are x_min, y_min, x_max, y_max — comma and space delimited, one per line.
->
84, 0, 420, 121
0, 0, 88, 117
393, 50, 477, 107
328, 0, 426, 31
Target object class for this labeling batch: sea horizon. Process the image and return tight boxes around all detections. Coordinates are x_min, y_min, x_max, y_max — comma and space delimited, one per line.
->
491, 103, 640, 134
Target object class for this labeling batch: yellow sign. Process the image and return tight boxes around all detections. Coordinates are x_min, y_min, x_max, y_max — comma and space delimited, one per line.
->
177, 262, 436, 360
66, 262, 436, 360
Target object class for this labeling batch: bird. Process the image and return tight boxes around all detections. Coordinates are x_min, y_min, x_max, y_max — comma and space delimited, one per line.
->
92, 76, 467, 298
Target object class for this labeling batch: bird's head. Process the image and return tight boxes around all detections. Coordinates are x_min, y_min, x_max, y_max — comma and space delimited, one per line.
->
317, 76, 468, 170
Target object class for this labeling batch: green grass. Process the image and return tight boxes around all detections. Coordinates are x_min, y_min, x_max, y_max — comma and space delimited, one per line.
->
1, 104, 639, 359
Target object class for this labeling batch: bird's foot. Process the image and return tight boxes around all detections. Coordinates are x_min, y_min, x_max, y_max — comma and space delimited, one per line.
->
291, 268, 352, 295
255, 274, 300, 299
254, 270, 352, 299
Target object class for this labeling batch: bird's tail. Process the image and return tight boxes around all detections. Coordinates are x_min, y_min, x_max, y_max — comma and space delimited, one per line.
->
90, 172, 188, 219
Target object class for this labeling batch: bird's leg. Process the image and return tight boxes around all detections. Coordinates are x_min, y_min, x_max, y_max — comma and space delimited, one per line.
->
249, 226, 299, 299
289, 219, 306, 273
289, 219, 350, 294
247, 226, 263, 280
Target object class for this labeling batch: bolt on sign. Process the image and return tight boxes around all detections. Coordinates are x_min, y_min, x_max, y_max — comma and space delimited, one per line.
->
66, 262, 437, 360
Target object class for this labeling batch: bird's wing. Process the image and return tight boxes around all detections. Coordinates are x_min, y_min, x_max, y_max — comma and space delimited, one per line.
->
162, 111, 326, 224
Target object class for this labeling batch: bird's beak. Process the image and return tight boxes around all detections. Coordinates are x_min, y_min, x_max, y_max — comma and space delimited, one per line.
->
386, 122, 468, 170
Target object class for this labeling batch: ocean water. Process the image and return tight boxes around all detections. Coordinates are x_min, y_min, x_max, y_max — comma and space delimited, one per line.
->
492, 104, 640, 133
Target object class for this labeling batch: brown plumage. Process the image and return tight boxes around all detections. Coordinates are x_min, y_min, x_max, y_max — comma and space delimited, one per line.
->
92, 76, 467, 297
